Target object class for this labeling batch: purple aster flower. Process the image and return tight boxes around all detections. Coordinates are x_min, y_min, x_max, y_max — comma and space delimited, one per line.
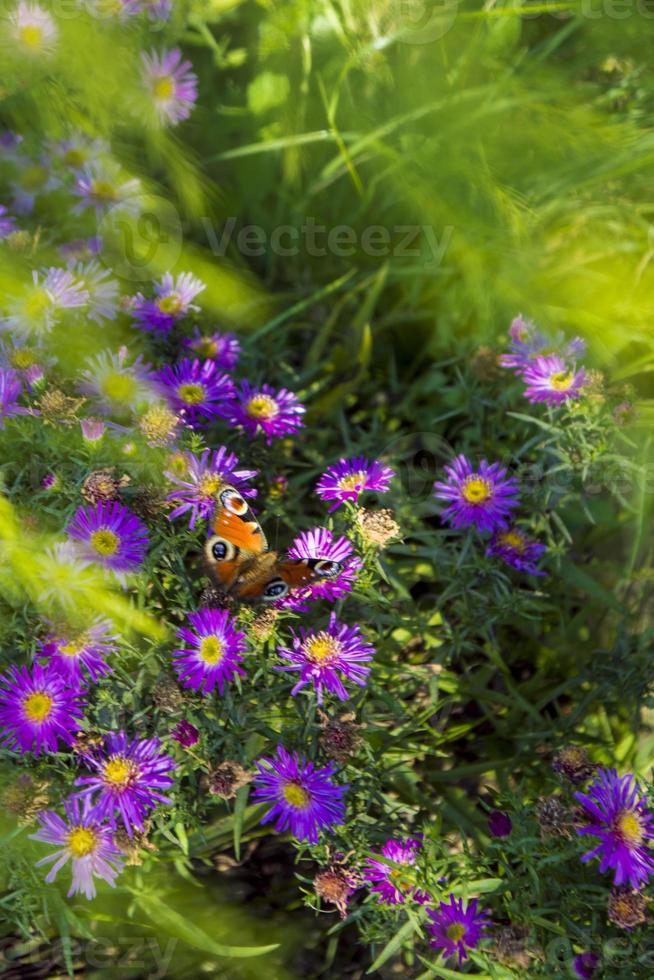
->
131, 272, 205, 334
9, 2, 58, 57
0, 367, 28, 427
30, 796, 123, 899
58, 236, 103, 263
0, 335, 50, 388
574, 952, 600, 979
171, 720, 199, 748
433, 454, 520, 533
73, 261, 119, 323
141, 48, 198, 126
522, 354, 586, 405
165, 447, 257, 529
78, 348, 160, 418
38, 619, 117, 686
0, 205, 17, 240
500, 315, 586, 372
48, 134, 109, 173
0, 663, 85, 755
426, 894, 490, 965
42, 472, 59, 491
220, 382, 305, 444
4, 268, 89, 335
362, 837, 423, 905
172, 607, 247, 695
182, 328, 241, 371
279, 527, 361, 611
66, 501, 149, 577
74, 163, 141, 216
275, 613, 374, 704
486, 528, 547, 576
74, 731, 175, 833
158, 358, 235, 428
252, 745, 347, 844
574, 768, 654, 888
315, 456, 395, 511
488, 810, 513, 838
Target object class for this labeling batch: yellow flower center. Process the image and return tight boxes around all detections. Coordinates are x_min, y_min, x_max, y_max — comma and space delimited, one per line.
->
153, 77, 175, 101
11, 349, 36, 369
157, 293, 183, 315
22, 692, 53, 722
167, 453, 188, 478
19, 25, 43, 50
199, 635, 224, 664
337, 471, 367, 493
445, 923, 466, 942
304, 633, 341, 665
102, 372, 137, 402
21, 164, 48, 190
63, 148, 87, 168
103, 755, 137, 788
177, 383, 206, 405
91, 180, 117, 202
193, 337, 218, 359
139, 405, 177, 442
550, 370, 574, 392
461, 476, 492, 504
497, 530, 526, 553
67, 826, 97, 858
282, 782, 310, 809
618, 810, 644, 845
198, 474, 224, 499
90, 529, 120, 556
25, 291, 51, 319
59, 637, 84, 657
246, 395, 278, 420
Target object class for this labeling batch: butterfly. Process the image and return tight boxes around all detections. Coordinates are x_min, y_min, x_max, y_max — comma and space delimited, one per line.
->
203, 484, 343, 603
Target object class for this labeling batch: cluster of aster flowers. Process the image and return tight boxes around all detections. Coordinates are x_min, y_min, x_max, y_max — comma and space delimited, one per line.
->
501, 314, 587, 405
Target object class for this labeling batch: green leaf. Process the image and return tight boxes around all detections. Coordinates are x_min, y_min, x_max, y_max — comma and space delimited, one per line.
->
367, 915, 421, 974
233, 784, 249, 861
247, 72, 290, 115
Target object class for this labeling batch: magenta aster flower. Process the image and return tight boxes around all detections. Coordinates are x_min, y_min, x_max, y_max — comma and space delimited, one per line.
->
182, 328, 241, 371
166, 447, 257, 529
66, 501, 149, 577
433, 454, 519, 533
172, 607, 247, 695
0, 205, 17, 239
362, 837, 423, 905
171, 720, 199, 747
522, 354, 586, 405
574, 768, 654, 888
574, 952, 600, 979
141, 48, 198, 126
39, 619, 117, 686
131, 272, 205, 334
486, 527, 546, 576
280, 527, 362, 610
253, 745, 347, 844
315, 456, 394, 511
220, 382, 305, 444
158, 358, 235, 428
0, 663, 85, 755
426, 894, 490, 964
0, 367, 28, 427
30, 796, 123, 899
276, 613, 374, 704
74, 731, 175, 833
500, 315, 586, 372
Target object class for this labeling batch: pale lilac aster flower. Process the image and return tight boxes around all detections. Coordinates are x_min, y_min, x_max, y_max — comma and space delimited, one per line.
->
74, 731, 175, 833
66, 501, 149, 577
433, 454, 520, 533
141, 48, 198, 126
182, 328, 241, 371
74, 163, 141, 216
574, 768, 654, 888
500, 315, 586, 372
276, 613, 374, 704
522, 354, 586, 405
131, 272, 205, 334
0, 367, 28, 427
253, 745, 347, 844
3, 268, 89, 335
172, 608, 247, 695
220, 382, 305, 444
0, 205, 17, 239
165, 447, 257, 529
0, 335, 50, 388
30, 796, 123, 899
78, 348, 160, 418
316, 456, 394, 511
363, 837, 423, 905
80, 417, 106, 443
39, 619, 117, 685
73, 261, 119, 323
486, 527, 546, 576
59, 236, 103, 263
0, 130, 23, 159
158, 358, 235, 428
280, 527, 362, 610
49, 135, 110, 173
6, 151, 59, 214
426, 894, 490, 964
7, 2, 58, 57
0, 663, 85, 755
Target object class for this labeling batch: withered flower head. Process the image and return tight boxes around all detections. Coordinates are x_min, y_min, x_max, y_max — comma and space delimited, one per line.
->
113, 822, 158, 866
607, 888, 648, 930
138, 404, 180, 446
36, 388, 86, 426
81, 467, 130, 505
493, 924, 533, 969
314, 865, 359, 919
129, 484, 169, 522
199, 584, 235, 611
249, 607, 278, 642
613, 400, 637, 427
152, 675, 184, 712
3, 774, 50, 824
354, 507, 400, 548
207, 761, 252, 800
318, 710, 363, 764
471, 345, 503, 380
552, 746, 596, 785
536, 796, 571, 839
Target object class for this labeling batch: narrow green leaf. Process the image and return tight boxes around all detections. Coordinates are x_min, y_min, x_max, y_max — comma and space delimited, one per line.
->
233, 784, 249, 861
367, 916, 420, 974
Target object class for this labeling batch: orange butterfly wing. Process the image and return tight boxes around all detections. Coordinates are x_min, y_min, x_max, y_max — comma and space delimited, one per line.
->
204, 485, 268, 594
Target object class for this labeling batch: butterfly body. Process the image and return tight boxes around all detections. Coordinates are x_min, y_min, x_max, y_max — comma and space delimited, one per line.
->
204, 484, 342, 604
